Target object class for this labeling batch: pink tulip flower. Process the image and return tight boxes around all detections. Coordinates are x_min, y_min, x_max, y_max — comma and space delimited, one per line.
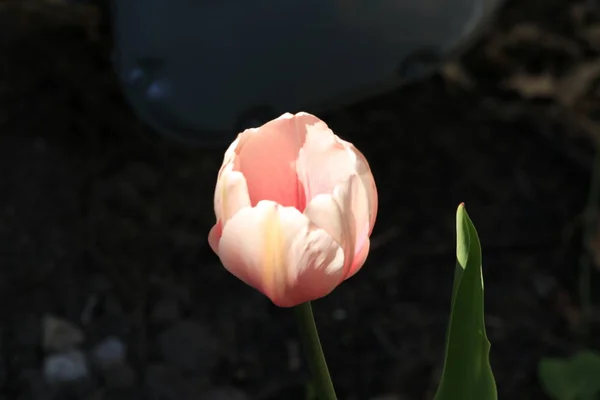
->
208, 112, 377, 307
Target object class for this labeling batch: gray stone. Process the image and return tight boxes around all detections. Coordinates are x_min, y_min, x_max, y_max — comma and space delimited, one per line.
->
91, 336, 126, 369
157, 320, 220, 373
43, 314, 84, 352
43, 350, 89, 384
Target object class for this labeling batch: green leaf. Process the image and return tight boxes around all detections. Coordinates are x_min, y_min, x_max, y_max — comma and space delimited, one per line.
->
539, 351, 600, 400
433, 203, 497, 400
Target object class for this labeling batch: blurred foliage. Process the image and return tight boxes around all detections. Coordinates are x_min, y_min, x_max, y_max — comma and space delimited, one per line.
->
539, 351, 600, 400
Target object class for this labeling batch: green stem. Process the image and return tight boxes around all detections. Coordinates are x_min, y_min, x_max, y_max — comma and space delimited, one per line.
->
294, 301, 338, 400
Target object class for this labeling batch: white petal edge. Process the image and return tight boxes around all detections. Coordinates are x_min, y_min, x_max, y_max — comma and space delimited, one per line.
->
218, 200, 345, 307
304, 175, 358, 277
213, 165, 251, 223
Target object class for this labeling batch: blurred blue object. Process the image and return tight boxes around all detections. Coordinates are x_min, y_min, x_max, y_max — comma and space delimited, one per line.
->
111, 0, 504, 146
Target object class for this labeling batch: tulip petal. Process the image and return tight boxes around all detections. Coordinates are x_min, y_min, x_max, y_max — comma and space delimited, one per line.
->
344, 168, 375, 277
213, 167, 251, 223
295, 114, 358, 201
208, 221, 222, 253
285, 223, 346, 307
347, 236, 370, 279
305, 174, 374, 277
217, 200, 345, 307
215, 136, 240, 181
332, 144, 377, 276
304, 188, 355, 277
293, 114, 377, 278
291, 112, 376, 233
351, 144, 378, 237
232, 113, 307, 210
344, 145, 377, 277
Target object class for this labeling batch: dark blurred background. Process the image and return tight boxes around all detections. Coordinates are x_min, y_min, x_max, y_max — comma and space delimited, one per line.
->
0, 0, 598, 399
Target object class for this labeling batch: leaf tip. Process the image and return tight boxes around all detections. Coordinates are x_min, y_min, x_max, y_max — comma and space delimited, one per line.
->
457, 202, 466, 215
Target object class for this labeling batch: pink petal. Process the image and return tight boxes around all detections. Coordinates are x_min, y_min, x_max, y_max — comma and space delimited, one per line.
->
213, 167, 251, 223
351, 144, 378, 237
208, 167, 251, 255
214, 135, 241, 182
232, 113, 308, 210
221, 137, 240, 170
304, 189, 355, 275
345, 151, 374, 261
332, 144, 377, 276
295, 114, 358, 201
208, 221, 222, 253
346, 237, 370, 279
304, 176, 359, 277
296, 121, 378, 278
217, 200, 345, 307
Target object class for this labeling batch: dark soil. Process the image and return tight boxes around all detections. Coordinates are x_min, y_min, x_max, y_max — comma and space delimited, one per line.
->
0, 0, 598, 399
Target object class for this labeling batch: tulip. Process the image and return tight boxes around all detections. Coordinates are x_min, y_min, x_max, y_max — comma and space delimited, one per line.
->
208, 112, 377, 307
